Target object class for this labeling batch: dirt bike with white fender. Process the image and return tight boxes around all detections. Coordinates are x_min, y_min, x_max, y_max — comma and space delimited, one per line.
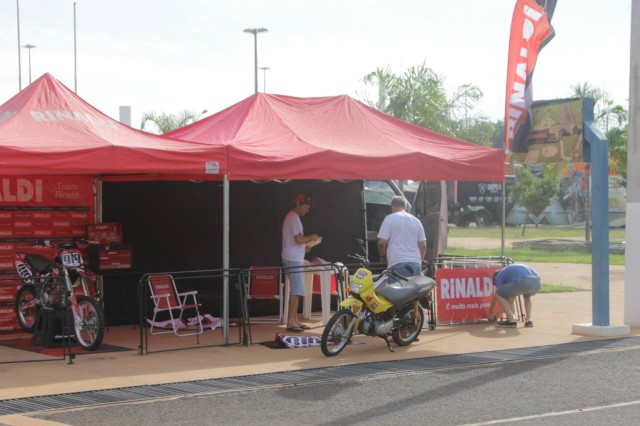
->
321, 240, 435, 357
14, 240, 105, 351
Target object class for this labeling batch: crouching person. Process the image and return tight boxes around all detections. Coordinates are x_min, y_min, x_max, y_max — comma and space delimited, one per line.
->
488, 263, 542, 328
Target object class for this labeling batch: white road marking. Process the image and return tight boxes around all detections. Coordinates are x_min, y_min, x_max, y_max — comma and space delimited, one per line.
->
463, 399, 640, 425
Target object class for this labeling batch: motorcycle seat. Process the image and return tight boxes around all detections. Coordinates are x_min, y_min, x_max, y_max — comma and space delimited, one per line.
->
26, 254, 55, 274
377, 275, 435, 306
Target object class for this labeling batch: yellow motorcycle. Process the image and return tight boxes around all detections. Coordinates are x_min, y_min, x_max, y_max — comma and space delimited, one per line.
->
320, 241, 435, 357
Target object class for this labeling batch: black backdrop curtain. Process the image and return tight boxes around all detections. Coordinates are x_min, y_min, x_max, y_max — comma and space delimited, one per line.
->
101, 180, 365, 323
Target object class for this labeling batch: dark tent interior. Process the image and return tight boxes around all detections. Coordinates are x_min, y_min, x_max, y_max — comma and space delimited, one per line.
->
101, 179, 367, 325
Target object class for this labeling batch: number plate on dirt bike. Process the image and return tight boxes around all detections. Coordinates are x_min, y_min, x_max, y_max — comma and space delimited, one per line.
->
61, 250, 83, 267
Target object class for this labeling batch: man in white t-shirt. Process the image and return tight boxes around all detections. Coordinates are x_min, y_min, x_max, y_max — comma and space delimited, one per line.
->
377, 196, 426, 278
281, 194, 319, 332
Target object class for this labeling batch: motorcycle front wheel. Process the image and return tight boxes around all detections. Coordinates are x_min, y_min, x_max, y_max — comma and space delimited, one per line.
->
392, 304, 424, 346
321, 308, 355, 357
73, 296, 105, 351
15, 285, 38, 333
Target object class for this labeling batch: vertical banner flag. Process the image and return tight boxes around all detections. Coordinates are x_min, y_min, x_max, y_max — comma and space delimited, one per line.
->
505, 0, 557, 154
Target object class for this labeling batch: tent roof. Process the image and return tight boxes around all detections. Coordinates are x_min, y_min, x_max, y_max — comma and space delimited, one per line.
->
166, 93, 505, 181
0, 73, 226, 176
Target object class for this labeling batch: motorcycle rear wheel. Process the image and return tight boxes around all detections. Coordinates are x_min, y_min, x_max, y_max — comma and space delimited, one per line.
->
73, 296, 105, 351
392, 304, 423, 346
16, 285, 38, 333
321, 308, 355, 357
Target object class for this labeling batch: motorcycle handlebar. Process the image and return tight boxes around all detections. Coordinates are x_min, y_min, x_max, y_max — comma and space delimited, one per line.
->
347, 253, 370, 268
41, 239, 100, 250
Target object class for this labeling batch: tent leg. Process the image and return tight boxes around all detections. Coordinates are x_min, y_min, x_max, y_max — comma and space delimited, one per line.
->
223, 175, 230, 345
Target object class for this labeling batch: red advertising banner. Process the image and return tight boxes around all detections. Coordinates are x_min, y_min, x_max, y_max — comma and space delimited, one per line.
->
0, 176, 94, 207
504, 0, 556, 154
436, 266, 501, 323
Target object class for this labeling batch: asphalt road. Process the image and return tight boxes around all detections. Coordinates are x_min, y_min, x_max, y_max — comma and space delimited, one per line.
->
34, 344, 640, 426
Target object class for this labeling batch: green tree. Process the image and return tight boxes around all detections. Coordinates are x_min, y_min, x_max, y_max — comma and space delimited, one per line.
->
454, 119, 497, 147
570, 82, 628, 132
359, 63, 495, 143
570, 82, 628, 188
361, 63, 451, 135
510, 164, 561, 236
608, 125, 628, 187
140, 109, 207, 134
490, 120, 505, 149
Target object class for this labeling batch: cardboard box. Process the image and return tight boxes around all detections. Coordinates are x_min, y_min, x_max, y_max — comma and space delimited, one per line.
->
89, 244, 133, 271
87, 223, 123, 245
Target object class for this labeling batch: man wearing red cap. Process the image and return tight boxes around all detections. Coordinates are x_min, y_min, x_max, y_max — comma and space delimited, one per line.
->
282, 194, 320, 332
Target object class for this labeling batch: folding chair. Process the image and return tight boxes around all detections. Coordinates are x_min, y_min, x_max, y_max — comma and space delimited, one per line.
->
147, 274, 203, 336
246, 266, 284, 323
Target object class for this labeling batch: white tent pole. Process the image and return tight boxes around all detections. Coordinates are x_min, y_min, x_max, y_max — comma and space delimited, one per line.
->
222, 175, 230, 344
501, 176, 506, 257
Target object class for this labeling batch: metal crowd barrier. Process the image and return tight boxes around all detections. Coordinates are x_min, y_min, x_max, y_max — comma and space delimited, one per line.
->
430, 255, 524, 323
138, 268, 243, 355
238, 262, 348, 345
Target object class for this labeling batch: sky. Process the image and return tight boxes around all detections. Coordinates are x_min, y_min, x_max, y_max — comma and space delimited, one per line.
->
0, 0, 632, 130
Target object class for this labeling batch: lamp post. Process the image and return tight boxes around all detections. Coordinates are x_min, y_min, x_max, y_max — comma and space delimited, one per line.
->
259, 66, 270, 93
195, 109, 208, 121
17, 0, 22, 90
243, 27, 268, 93
22, 43, 36, 85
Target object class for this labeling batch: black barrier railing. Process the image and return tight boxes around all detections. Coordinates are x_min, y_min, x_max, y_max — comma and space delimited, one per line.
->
138, 268, 243, 355
430, 255, 523, 324
238, 262, 348, 345
1, 275, 76, 365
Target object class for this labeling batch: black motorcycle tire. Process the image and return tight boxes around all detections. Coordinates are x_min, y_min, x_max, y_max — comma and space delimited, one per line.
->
73, 296, 105, 351
392, 304, 424, 346
15, 285, 38, 333
321, 308, 355, 357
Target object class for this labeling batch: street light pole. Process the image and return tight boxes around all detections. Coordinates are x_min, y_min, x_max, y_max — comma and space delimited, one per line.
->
22, 43, 36, 85
259, 66, 270, 93
243, 27, 268, 93
17, 0, 22, 91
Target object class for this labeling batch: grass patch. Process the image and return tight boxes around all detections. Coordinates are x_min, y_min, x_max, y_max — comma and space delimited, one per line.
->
444, 247, 625, 265
448, 225, 626, 244
540, 283, 588, 293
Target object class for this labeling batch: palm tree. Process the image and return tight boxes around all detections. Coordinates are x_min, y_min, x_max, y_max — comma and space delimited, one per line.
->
140, 109, 207, 134
359, 63, 488, 141
570, 82, 627, 132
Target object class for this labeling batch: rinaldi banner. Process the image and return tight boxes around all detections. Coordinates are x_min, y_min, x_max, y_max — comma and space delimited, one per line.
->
504, 0, 557, 155
0, 176, 93, 207
0, 176, 94, 240
436, 266, 501, 323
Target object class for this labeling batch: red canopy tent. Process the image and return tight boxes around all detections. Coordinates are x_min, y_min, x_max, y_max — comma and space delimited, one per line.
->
167, 93, 505, 338
0, 73, 226, 177
0, 73, 230, 339
166, 93, 504, 181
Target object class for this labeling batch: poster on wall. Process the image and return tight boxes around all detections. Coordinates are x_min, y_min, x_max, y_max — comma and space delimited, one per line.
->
0, 175, 94, 332
436, 266, 500, 323
511, 98, 584, 165
0, 176, 94, 238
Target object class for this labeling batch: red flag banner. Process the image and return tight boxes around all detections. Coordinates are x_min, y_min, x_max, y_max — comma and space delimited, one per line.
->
505, 0, 556, 154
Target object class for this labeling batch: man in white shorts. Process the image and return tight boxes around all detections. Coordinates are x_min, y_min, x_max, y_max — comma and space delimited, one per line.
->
281, 194, 319, 332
